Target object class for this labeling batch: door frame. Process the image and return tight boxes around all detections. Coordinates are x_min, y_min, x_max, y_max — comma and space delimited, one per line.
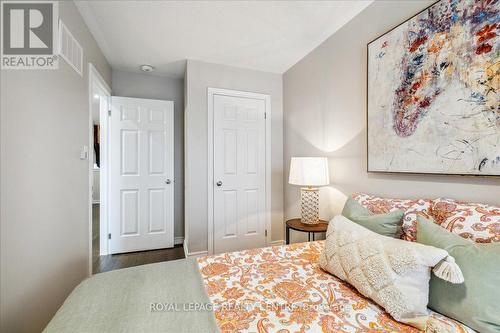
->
88, 63, 111, 276
207, 87, 272, 255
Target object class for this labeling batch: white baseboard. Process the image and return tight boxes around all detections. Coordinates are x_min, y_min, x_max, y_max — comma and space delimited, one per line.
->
269, 240, 285, 246
186, 250, 208, 257
183, 239, 208, 258
174, 236, 184, 245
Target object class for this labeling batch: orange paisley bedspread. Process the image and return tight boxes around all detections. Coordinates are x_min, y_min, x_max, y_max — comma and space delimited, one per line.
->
197, 241, 474, 333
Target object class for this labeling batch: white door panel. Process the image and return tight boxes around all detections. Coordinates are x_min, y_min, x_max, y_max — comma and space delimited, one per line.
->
213, 94, 266, 253
109, 97, 174, 254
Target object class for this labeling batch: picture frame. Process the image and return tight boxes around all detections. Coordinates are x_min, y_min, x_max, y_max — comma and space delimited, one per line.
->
366, 0, 499, 177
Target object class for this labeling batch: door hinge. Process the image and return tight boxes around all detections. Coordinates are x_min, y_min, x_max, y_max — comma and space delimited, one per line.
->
108, 233, 111, 239
264, 112, 267, 119
265, 230, 268, 237
108, 109, 111, 116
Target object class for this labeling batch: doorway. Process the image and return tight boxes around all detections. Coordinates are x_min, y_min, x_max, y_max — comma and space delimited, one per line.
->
207, 88, 272, 255
88, 64, 111, 275
88, 69, 180, 273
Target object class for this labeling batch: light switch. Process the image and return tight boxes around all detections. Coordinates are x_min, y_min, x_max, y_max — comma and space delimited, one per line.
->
80, 145, 89, 160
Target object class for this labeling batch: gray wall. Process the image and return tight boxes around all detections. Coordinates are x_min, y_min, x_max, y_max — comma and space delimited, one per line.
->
112, 69, 185, 240
283, 0, 500, 229
185, 60, 284, 253
0, 1, 112, 332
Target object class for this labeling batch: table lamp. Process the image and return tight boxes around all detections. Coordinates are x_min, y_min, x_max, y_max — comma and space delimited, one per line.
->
288, 157, 329, 224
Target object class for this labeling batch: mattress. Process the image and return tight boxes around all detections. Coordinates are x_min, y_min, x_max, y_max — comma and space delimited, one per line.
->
198, 241, 474, 333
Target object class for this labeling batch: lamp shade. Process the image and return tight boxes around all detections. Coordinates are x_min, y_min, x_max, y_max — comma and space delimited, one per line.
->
288, 157, 329, 187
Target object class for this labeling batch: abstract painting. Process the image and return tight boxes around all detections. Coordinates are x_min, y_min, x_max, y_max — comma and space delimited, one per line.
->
367, 0, 499, 176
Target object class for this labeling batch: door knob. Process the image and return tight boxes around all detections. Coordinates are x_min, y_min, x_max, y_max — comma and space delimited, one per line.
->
165, 179, 172, 184
216, 181, 222, 187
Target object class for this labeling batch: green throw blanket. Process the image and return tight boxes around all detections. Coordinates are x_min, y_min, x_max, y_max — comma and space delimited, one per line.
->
44, 258, 219, 333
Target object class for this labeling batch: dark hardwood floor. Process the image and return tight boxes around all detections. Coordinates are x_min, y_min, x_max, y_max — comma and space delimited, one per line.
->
93, 245, 185, 273
92, 204, 185, 274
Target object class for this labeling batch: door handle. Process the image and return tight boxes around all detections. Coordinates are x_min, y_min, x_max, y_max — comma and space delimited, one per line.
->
216, 181, 222, 187
165, 179, 172, 184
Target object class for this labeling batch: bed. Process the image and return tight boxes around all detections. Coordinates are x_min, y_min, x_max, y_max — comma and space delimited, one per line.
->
45, 241, 474, 333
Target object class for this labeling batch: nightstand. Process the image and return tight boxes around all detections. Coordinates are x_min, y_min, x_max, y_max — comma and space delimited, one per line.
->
285, 218, 329, 244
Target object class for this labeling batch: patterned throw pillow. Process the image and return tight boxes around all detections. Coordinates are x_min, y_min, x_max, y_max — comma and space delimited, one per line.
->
427, 198, 500, 243
351, 193, 431, 241
352, 193, 500, 243
319, 215, 463, 331
400, 200, 433, 242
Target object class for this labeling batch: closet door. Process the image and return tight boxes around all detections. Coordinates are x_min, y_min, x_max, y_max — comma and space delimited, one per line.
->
212, 93, 267, 254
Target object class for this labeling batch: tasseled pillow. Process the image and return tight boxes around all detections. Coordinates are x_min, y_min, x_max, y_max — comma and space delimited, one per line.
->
319, 215, 463, 331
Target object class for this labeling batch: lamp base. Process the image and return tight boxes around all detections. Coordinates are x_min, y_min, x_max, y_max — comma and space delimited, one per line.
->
300, 187, 320, 225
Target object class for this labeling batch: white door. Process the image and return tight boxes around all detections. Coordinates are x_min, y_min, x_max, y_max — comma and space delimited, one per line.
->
109, 97, 174, 254
213, 93, 267, 253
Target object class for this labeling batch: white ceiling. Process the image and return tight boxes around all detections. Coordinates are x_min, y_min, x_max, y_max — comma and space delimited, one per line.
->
76, 0, 371, 78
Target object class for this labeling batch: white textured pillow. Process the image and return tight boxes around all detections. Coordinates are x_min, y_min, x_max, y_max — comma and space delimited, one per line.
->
319, 215, 463, 330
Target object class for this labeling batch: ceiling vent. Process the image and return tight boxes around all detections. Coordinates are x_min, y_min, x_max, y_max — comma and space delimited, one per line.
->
58, 19, 83, 76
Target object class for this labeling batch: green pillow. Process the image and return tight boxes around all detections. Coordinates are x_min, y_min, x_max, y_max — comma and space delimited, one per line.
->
416, 216, 500, 333
341, 197, 404, 238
